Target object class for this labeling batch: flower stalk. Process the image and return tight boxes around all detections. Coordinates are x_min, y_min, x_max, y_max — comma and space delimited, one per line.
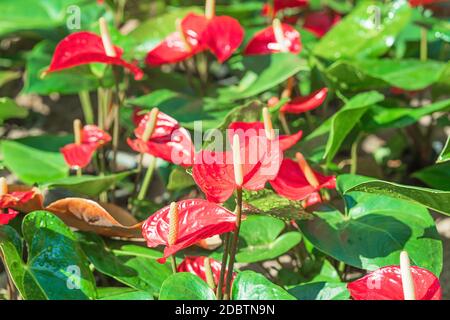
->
216, 232, 230, 299
204, 258, 216, 290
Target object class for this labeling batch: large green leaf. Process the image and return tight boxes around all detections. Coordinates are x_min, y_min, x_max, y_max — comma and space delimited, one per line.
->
307, 91, 384, 161
242, 189, 310, 221
1, 135, 71, 184
232, 271, 296, 300
0, 97, 28, 123
237, 216, 302, 263
77, 233, 172, 296
218, 54, 308, 101
298, 192, 443, 275
0, 211, 96, 300
314, 0, 411, 59
338, 174, 450, 216
23, 41, 103, 95
288, 282, 350, 300
326, 59, 447, 91
159, 273, 216, 300
41, 171, 134, 197
97, 287, 154, 300
413, 162, 450, 191
437, 136, 450, 163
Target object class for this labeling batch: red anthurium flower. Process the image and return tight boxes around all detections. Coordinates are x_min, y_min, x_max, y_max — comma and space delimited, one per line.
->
45, 31, 143, 80
280, 88, 328, 114
127, 110, 194, 167
347, 265, 441, 300
270, 154, 335, 201
81, 124, 112, 147
0, 208, 19, 225
193, 135, 283, 203
228, 121, 303, 152
303, 10, 341, 38
142, 199, 238, 263
244, 19, 301, 55
0, 178, 37, 225
177, 256, 236, 286
61, 143, 97, 169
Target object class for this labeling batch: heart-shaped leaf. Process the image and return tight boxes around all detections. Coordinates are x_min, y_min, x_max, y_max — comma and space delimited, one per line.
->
45, 198, 143, 238
0, 211, 96, 300
288, 282, 350, 300
159, 273, 216, 300
0, 97, 28, 123
298, 192, 443, 275
338, 174, 450, 216
41, 171, 134, 197
232, 271, 295, 300
78, 233, 172, 296
1, 135, 71, 184
237, 215, 302, 263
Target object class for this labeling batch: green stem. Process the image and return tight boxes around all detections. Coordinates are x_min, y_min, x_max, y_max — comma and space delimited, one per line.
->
420, 27, 428, 61
137, 156, 157, 201
224, 187, 243, 300
204, 258, 216, 290
216, 232, 231, 300
170, 255, 177, 274
350, 134, 362, 175
78, 91, 94, 124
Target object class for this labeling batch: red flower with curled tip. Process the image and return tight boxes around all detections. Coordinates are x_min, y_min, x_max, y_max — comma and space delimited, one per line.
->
178, 256, 236, 286
303, 10, 341, 38
270, 153, 335, 202
127, 109, 194, 167
0, 178, 39, 224
61, 123, 111, 169
142, 200, 239, 263
193, 133, 283, 203
244, 19, 301, 55
280, 88, 328, 114
348, 252, 441, 300
146, 1, 244, 65
44, 30, 143, 80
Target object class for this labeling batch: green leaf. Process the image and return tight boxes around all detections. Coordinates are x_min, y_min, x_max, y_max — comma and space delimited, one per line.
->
308, 91, 384, 161
97, 287, 154, 300
0, 212, 97, 300
0, 97, 28, 123
77, 233, 172, 296
41, 171, 134, 197
338, 174, 450, 216
437, 136, 450, 163
242, 189, 311, 221
314, 0, 411, 59
299, 192, 443, 275
413, 162, 450, 191
232, 271, 296, 300
237, 215, 302, 263
167, 167, 195, 191
159, 273, 216, 300
1, 135, 71, 184
23, 41, 104, 95
0, 71, 20, 88
218, 54, 308, 101
288, 282, 350, 300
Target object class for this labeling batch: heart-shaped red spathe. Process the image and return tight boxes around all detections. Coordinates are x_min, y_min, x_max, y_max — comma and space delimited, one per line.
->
270, 158, 335, 201
347, 265, 442, 300
45, 32, 143, 80
142, 199, 238, 263
228, 121, 303, 152
303, 10, 341, 38
61, 143, 97, 169
177, 256, 234, 285
81, 125, 112, 147
280, 88, 328, 114
192, 135, 283, 203
244, 23, 301, 55
0, 208, 19, 225
134, 111, 180, 140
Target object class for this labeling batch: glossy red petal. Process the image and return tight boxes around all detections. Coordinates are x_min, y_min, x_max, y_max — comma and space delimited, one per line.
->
177, 256, 223, 284
347, 265, 441, 300
181, 13, 209, 49
244, 23, 301, 55
81, 125, 111, 147
142, 199, 238, 262
0, 191, 34, 208
280, 88, 328, 114
145, 31, 203, 66
203, 16, 244, 63
134, 111, 180, 140
279, 130, 303, 151
270, 158, 335, 201
61, 143, 96, 169
0, 208, 19, 225
46, 32, 143, 80
303, 11, 341, 38
132, 108, 145, 127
